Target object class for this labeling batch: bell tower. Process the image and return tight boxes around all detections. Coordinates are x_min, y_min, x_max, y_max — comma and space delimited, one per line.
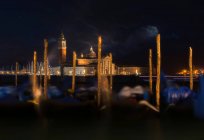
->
58, 33, 67, 76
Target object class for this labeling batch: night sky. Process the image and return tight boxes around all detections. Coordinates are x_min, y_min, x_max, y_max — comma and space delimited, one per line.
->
0, 0, 204, 74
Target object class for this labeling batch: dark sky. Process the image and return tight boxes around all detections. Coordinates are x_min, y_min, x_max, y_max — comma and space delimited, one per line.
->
0, 0, 204, 74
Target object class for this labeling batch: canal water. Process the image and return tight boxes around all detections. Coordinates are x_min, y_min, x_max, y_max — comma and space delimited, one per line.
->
0, 75, 203, 140
0, 109, 203, 140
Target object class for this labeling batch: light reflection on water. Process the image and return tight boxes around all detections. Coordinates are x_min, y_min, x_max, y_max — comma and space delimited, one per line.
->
0, 76, 203, 139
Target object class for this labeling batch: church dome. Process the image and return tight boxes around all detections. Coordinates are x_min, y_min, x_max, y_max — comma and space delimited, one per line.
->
88, 47, 96, 58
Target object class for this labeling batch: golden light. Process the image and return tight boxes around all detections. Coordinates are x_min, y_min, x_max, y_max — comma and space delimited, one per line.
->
194, 69, 199, 75
57, 70, 60, 75
98, 36, 102, 45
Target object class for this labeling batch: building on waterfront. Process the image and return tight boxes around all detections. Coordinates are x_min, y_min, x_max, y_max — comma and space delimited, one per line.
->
64, 66, 96, 76
77, 47, 116, 75
0, 34, 149, 76
50, 47, 116, 76
117, 66, 149, 76
77, 47, 98, 66
49, 47, 149, 76
58, 33, 67, 76
101, 55, 116, 75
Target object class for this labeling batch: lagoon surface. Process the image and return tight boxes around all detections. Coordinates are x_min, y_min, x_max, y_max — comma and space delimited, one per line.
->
0, 75, 202, 140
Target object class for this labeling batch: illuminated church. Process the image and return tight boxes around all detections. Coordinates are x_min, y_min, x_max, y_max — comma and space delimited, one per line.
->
51, 33, 116, 76
77, 47, 97, 66
50, 33, 148, 76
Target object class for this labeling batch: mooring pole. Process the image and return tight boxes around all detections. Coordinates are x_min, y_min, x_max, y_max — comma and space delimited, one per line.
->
44, 39, 48, 99
156, 34, 161, 110
33, 51, 37, 94
97, 36, 102, 107
149, 49, 153, 94
39, 64, 42, 90
189, 47, 193, 90
72, 51, 77, 93
15, 62, 18, 87
109, 53, 113, 101
47, 58, 51, 80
